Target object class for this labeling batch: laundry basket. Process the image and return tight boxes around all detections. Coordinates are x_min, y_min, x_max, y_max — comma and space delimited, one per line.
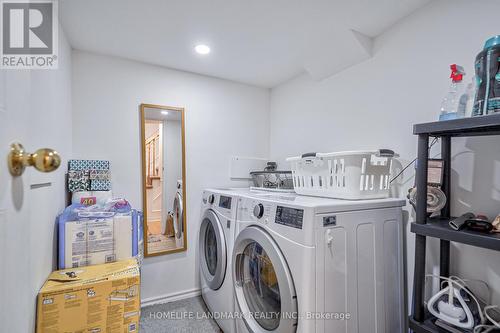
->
286, 150, 397, 200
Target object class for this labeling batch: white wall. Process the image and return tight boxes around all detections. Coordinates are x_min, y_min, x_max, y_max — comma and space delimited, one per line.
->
270, 0, 500, 304
0, 26, 72, 331
71, 51, 270, 300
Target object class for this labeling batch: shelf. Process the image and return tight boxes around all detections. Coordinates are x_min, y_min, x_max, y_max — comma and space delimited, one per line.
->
409, 316, 463, 333
413, 114, 500, 137
411, 217, 500, 251
411, 116, 500, 332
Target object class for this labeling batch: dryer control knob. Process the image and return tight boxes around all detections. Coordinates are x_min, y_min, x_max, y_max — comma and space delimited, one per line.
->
253, 203, 264, 219
208, 194, 215, 204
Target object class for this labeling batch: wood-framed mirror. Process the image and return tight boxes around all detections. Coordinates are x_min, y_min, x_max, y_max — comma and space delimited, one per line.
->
140, 103, 187, 257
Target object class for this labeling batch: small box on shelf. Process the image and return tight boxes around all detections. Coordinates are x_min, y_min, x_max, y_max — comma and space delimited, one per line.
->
411, 217, 500, 252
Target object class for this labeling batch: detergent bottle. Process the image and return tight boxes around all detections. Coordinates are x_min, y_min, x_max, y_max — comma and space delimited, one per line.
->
439, 64, 465, 121
473, 35, 500, 116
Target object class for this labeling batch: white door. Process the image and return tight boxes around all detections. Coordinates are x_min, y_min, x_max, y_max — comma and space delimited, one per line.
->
199, 209, 227, 290
233, 226, 298, 333
0, 65, 71, 331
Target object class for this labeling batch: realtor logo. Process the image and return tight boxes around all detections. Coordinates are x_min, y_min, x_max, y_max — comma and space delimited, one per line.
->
1, 0, 58, 69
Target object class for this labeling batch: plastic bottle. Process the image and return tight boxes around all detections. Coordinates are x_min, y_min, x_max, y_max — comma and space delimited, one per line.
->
463, 81, 476, 117
472, 35, 500, 116
439, 64, 466, 121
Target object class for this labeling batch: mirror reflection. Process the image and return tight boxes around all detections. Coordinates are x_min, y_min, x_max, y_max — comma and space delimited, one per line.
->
141, 104, 186, 256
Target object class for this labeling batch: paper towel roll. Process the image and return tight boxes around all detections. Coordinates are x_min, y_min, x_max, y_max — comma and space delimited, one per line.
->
72, 191, 113, 206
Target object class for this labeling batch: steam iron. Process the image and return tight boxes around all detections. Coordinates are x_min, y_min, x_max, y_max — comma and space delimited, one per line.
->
427, 284, 483, 330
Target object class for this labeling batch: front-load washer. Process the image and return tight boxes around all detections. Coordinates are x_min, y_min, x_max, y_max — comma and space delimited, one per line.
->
199, 189, 239, 333
232, 191, 406, 333
172, 179, 184, 247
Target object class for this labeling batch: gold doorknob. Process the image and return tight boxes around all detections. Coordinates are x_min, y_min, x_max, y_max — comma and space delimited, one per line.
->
8, 143, 61, 176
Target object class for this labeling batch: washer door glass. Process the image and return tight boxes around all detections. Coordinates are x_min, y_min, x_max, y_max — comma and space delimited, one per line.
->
205, 221, 218, 275
199, 209, 227, 290
233, 226, 297, 333
241, 241, 281, 330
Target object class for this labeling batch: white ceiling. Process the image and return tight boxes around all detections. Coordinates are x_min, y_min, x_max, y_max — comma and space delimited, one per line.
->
59, 0, 432, 88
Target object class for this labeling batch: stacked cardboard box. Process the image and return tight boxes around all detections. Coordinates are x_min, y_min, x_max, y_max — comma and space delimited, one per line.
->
36, 259, 140, 333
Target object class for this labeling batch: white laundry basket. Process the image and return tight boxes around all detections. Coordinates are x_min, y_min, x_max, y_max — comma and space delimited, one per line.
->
286, 150, 397, 200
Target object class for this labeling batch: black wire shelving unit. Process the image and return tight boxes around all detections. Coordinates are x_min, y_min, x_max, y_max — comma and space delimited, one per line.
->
410, 113, 500, 333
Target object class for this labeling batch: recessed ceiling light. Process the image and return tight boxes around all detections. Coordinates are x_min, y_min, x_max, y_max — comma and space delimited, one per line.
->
195, 44, 210, 55
161, 111, 169, 115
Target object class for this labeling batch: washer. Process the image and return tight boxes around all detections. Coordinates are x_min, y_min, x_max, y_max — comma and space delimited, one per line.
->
199, 189, 239, 333
172, 179, 184, 246
232, 190, 406, 333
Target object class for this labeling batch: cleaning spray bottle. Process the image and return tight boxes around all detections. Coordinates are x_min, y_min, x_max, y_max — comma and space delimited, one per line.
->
463, 80, 476, 117
439, 64, 466, 121
457, 80, 476, 118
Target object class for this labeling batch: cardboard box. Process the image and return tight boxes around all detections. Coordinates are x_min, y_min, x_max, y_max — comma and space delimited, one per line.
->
260, 254, 278, 287
36, 259, 140, 333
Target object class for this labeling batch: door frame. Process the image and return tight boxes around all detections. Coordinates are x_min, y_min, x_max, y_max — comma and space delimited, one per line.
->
140, 103, 187, 257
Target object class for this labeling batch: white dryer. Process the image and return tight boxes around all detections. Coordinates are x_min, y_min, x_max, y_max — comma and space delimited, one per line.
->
199, 189, 239, 333
232, 191, 406, 333
172, 179, 184, 247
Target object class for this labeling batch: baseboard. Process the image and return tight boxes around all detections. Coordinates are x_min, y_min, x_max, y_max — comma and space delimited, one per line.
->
141, 288, 201, 308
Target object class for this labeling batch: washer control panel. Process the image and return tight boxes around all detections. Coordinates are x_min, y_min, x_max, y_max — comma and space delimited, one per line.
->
253, 203, 264, 219
275, 205, 304, 229
219, 195, 232, 209
208, 194, 215, 205
239, 198, 273, 224
239, 197, 304, 229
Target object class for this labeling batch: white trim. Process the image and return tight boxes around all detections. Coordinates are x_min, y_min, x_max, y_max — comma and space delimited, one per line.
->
141, 288, 201, 308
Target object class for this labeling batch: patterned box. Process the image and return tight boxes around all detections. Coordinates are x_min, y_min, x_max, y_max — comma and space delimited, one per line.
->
90, 179, 112, 191
68, 170, 90, 192
68, 160, 110, 171
68, 160, 111, 192
89, 169, 110, 180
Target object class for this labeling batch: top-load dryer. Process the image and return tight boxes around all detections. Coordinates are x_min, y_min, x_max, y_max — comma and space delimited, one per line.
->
232, 190, 406, 333
199, 188, 240, 333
